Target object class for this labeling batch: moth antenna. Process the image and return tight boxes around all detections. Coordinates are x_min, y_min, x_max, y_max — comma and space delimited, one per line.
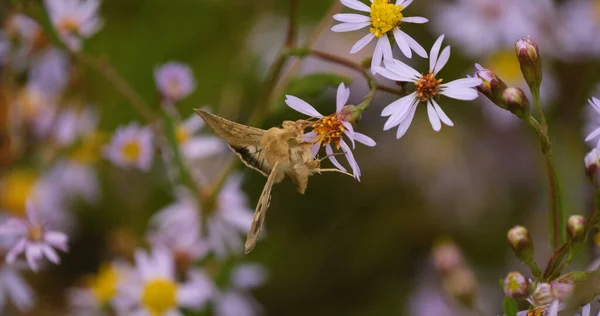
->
317, 168, 353, 177
318, 151, 346, 162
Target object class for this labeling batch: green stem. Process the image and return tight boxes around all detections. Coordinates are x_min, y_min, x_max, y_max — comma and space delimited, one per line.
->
527, 116, 564, 249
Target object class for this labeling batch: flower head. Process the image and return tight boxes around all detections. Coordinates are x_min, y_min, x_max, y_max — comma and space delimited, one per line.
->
376, 35, 482, 138
68, 261, 130, 314
103, 123, 154, 171
0, 200, 69, 272
44, 0, 103, 51
154, 62, 196, 102
285, 83, 376, 180
175, 114, 225, 160
332, 0, 428, 73
118, 247, 213, 315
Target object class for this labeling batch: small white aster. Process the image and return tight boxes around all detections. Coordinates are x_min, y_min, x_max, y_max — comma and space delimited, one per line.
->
0, 263, 35, 312
118, 247, 213, 316
375, 34, 482, 139
52, 106, 98, 147
213, 263, 267, 316
103, 123, 154, 171
44, 0, 103, 51
175, 114, 225, 161
0, 200, 69, 272
285, 82, 376, 180
332, 0, 428, 74
154, 62, 196, 102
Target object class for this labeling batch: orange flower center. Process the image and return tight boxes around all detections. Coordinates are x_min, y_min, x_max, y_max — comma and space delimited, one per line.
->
312, 114, 346, 149
415, 71, 442, 102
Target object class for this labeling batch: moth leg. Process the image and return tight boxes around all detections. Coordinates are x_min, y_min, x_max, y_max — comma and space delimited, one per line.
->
245, 161, 283, 254
315, 168, 353, 177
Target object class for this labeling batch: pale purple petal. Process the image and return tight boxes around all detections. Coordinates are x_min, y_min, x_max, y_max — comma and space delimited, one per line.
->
285, 95, 323, 117
44, 231, 68, 251
429, 35, 445, 71
333, 13, 370, 23
6, 239, 27, 264
350, 33, 376, 54
398, 0, 414, 8
401, 16, 428, 24
341, 0, 371, 12
383, 59, 421, 80
427, 101, 442, 131
392, 28, 412, 58
25, 244, 42, 272
433, 46, 451, 75
395, 101, 419, 139
331, 22, 371, 32
586, 127, 600, 141
336, 83, 350, 112
431, 99, 453, 127
353, 132, 376, 146
340, 141, 360, 180
440, 87, 479, 100
325, 144, 347, 172
442, 77, 482, 88
25, 200, 40, 225
582, 304, 590, 316
303, 132, 318, 142
310, 143, 320, 158
371, 36, 390, 74
398, 30, 428, 58
342, 121, 355, 148
41, 245, 60, 264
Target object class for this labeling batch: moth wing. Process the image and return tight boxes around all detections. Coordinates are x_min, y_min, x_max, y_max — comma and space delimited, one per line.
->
244, 161, 283, 254
195, 109, 271, 176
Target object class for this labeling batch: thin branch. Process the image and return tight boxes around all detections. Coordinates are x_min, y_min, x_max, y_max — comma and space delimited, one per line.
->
285, 0, 299, 48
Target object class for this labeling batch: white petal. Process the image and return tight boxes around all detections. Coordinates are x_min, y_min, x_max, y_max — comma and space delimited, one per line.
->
384, 59, 421, 80
336, 83, 350, 112
440, 87, 479, 100
398, 30, 428, 58
431, 99, 453, 126
350, 33, 375, 54
340, 141, 361, 180
427, 101, 442, 131
582, 304, 590, 316
429, 34, 445, 71
333, 13, 370, 23
401, 16, 428, 24
371, 36, 388, 74
353, 132, 376, 146
44, 231, 69, 251
443, 77, 482, 88
342, 121, 356, 148
381, 34, 394, 61
392, 28, 412, 58
181, 137, 225, 160
325, 144, 347, 172
41, 245, 60, 264
548, 301, 559, 316
433, 46, 451, 75
398, 0, 414, 8
310, 143, 320, 158
395, 101, 419, 139
331, 22, 370, 32
341, 0, 371, 12
6, 239, 26, 264
586, 127, 600, 141
374, 66, 409, 82
285, 95, 323, 117
25, 244, 42, 272
591, 97, 600, 113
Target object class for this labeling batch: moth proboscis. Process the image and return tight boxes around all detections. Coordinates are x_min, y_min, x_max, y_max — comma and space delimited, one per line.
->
194, 109, 349, 254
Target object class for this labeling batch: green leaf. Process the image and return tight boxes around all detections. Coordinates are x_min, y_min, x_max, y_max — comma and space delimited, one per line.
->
275, 72, 351, 111
503, 297, 519, 316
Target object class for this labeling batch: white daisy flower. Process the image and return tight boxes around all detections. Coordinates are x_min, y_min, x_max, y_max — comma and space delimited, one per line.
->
585, 97, 600, 145
213, 263, 267, 316
332, 0, 428, 73
44, 0, 103, 51
0, 262, 35, 312
118, 247, 213, 316
68, 261, 131, 315
103, 123, 154, 171
0, 200, 69, 272
52, 106, 99, 147
285, 82, 376, 180
154, 62, 196, 102
175, 114, 225, 161
375, 35, 482, 139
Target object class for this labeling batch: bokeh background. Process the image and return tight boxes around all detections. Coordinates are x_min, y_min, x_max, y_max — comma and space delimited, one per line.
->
2, 0, 600, 315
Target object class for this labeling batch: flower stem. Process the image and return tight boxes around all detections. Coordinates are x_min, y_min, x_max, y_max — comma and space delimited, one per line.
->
527, 115, 564, 249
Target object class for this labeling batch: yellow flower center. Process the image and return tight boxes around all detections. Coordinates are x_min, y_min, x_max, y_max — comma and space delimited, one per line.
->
175, 126, 190, 144
89, 264, 119, 304
0, 170, 37, 217
58, 17, 80, 34
526, 307, 546, 316
311, 114, 346, 149
141, 279, 178, 316
487, 50, 522, 84
27, 224, 45, 242
70, 132, 107, 164
370, 0, 403, 38
415, 71, 443, 102
121, 141, 141, 162
167, 79, 183, 98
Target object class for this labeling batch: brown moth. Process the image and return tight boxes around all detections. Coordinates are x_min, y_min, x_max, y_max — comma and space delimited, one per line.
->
194, 109, 347, 254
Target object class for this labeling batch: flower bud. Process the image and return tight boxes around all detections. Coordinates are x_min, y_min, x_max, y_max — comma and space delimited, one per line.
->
515, 36, 542, 92
530, 283, 553, 306
503, 272, 529, 298
337, 105, 361, 125
502, 87, 530, 119
507, 225, 534, 262
474, 64, 508, 109
585, 148, 600, 187
443, 267, 478, 307
432, 240, 463, 274
566, 215, 586, 241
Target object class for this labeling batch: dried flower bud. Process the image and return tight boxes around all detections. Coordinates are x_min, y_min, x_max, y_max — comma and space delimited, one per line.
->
432, 240, 463, 274
515, 36, 542, 92
550, 280, 574, 301
566, 215, 586, 241
443, 267, 478, 307
337, 105, 361, 125
474, 64, 508, 109
529, 282, 553, 306
502, 87, 530, 119
585, 148, 600, 187
503, 272, 529, 298
507, 225, 533, 262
